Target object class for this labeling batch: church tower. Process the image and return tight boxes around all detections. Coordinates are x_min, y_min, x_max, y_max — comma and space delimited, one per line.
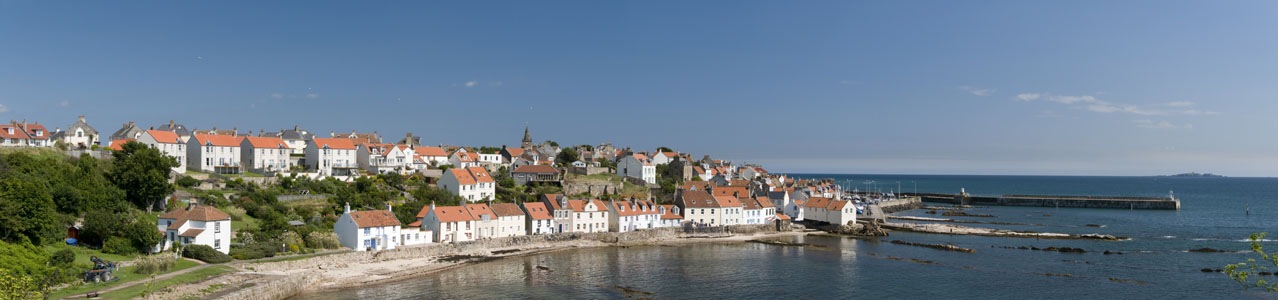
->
521, 126, 533, 149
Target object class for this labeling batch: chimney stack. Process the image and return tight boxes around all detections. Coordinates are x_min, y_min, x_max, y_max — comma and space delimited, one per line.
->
169, 120, 175, 128
386, 203, 392, 213
294, 125, 299, 131
78, 115, 85, 122
344, 202, 351, 214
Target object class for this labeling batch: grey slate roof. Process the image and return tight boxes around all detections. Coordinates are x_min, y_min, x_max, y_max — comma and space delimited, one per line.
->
261, 125, 314, 140
109, 122, 145, 141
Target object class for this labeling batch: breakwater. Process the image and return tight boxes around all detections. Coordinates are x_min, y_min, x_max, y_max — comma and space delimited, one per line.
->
908, 193, 1180, 210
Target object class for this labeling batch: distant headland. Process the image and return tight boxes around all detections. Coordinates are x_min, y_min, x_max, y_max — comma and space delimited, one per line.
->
1157, 173, 1226, 178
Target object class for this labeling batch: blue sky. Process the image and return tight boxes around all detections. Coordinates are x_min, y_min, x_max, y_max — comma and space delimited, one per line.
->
2, 1, 1276, 176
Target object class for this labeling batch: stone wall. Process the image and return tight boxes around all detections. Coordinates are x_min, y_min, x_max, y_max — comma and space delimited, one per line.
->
563, 182, 619, 196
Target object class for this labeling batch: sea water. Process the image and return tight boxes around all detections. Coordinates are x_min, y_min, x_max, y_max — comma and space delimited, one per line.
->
297, 175, 1278, 299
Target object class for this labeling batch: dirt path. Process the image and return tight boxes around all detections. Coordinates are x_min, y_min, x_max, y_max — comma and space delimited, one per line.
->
62, 259, 211, 300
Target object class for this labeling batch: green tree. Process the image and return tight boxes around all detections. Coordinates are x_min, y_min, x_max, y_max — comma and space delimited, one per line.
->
1226, 232, 1278, 292
0, 175, 58, 246
555, 148, 580, 166
109, 142, 178, 212
80, 209, 126, 247
123, 218, 162, 254
656, 146, 673, 153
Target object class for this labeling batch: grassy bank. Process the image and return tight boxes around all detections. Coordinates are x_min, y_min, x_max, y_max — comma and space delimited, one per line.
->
48, 258, 200, 299
96, 265, 235, 300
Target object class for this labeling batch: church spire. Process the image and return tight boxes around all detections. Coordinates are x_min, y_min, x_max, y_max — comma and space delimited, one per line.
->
521, 126, 533, 148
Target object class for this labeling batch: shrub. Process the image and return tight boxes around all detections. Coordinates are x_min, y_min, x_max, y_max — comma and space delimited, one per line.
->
50, 248, 75, 267
176, 176, 199, 188
102, 238, 136, 255
287, 244, 300, 252
304, 231, 340, 249
133, 254, 176, 274
182, 245, 231, 264
230, 241, 280, 260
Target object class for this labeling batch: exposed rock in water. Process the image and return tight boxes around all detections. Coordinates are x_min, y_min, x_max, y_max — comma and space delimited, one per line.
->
1103, 250, 1123, 255
1042, 273, 1074, 278
1188, 248, 1231, 253
1108, 277, 1146, 285
827, 220, 889, 237
881, 222, 1127, 240
1201, 268, 1215, 273
748, 239, 809, 247
536, 265, 553, 272
1042, 247, 1087, 253
492, 249, 520, 255
925, 210, 938, 214
1084, 224, 1105, 228
614, 285, 655, 296
890, 240, 976, 253
942, 211, 996, 218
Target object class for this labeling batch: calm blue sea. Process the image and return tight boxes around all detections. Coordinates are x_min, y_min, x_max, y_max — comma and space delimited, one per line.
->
297, 175, 1278, 299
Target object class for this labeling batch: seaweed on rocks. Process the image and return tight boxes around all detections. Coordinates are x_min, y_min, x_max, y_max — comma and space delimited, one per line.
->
890, 240, 976, 253
942, 211, 996, 218
1187, 248, 1231, 253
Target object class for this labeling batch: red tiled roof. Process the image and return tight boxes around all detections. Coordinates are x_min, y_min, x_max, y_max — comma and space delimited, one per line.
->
659, 205, 683, 219
349, 210, 401, 228
490, 203, 525, 217
713, 186, 749, 198
242, 136, 289, 149
312, 138, 357, 150
416, 146, 447, 157
756, 196, 774, 208
108, 139, 135, 151
827, 200, 851, 211
407, 220, 422, 227
465, 203, 495, 220
430, 205, 475, 223
612, 200, 659, 216
21, 123, 48, 140
0, 123, 30, 139
512, 165, 559, 174
504, 147, 525, 157
804, 197, 832, 209
523, 202, 553, 220
146, 130, 183, 144
192, 134, 242, 147
775, 213, 791, 221
542, 194, 565, 210
178, 228, 204, 237
159, 206, 231, 230
715, 195, 742, 208
680, 190, 719, 208
446, 168, 476, 185
467, 167, 494, 183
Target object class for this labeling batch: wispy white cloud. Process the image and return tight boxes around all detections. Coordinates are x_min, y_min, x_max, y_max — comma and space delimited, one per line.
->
0, 104, 8, 113
959, 86, 994, 96
1046, 95, 1100, 104
305, 93, 319, 99
57, 100, 69, 108
464, 81, 478, 88
270, 93, 284, 99
1133, 119, 1192, 129
1019, 92, 1218, 117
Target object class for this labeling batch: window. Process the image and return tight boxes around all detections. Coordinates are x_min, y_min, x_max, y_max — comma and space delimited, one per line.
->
364, 228, 370, 235
215, 239, 221, 248
446, 222, 451, 230
215, 222, 221, 233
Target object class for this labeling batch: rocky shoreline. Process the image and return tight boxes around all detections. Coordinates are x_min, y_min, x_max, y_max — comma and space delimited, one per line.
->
880, 222, 1127, 240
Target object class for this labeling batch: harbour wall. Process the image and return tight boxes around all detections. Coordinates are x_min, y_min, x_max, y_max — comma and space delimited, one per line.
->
913, 193, 1180, 210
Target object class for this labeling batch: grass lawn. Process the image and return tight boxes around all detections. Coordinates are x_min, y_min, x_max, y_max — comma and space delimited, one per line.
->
48, 258, 200, 299
184, 169, 209, 176
43, 244, 137, 266
240, 171, 265, 177
566, 173, 622, 183
230, 212, 258, 232
245, 250, 351, 264
97, 265, 235, 300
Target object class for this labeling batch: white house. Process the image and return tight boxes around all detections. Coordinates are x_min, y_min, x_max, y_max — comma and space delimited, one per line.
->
187, 134, 243, 175
448, 151, 480, 169
155, 205, 231, 254
259, 125, 313, 155
542, 194, 609, 233
464, 203, 499, 239
417, 203, 476, 243
438, 167, 495, 202
617, 154, 656, 184
607, 200, 660, 232
357, 143, 412, 175
676, 190, 743, 226
489, 203, 527, 238
477, 153, 502, 165
656, 205, 684, 228
305, 138, 359, 177
521, 202, 555, 235
138, 130, 187, 174
741, 196, 777, 225
802, 197, 855, 226
335, 203, 402, 251
650, 151, 680, 165
398, 226, 432, 247
52, 116, 98, 149
240, 136, 291, 174
414, 146, 449, 165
